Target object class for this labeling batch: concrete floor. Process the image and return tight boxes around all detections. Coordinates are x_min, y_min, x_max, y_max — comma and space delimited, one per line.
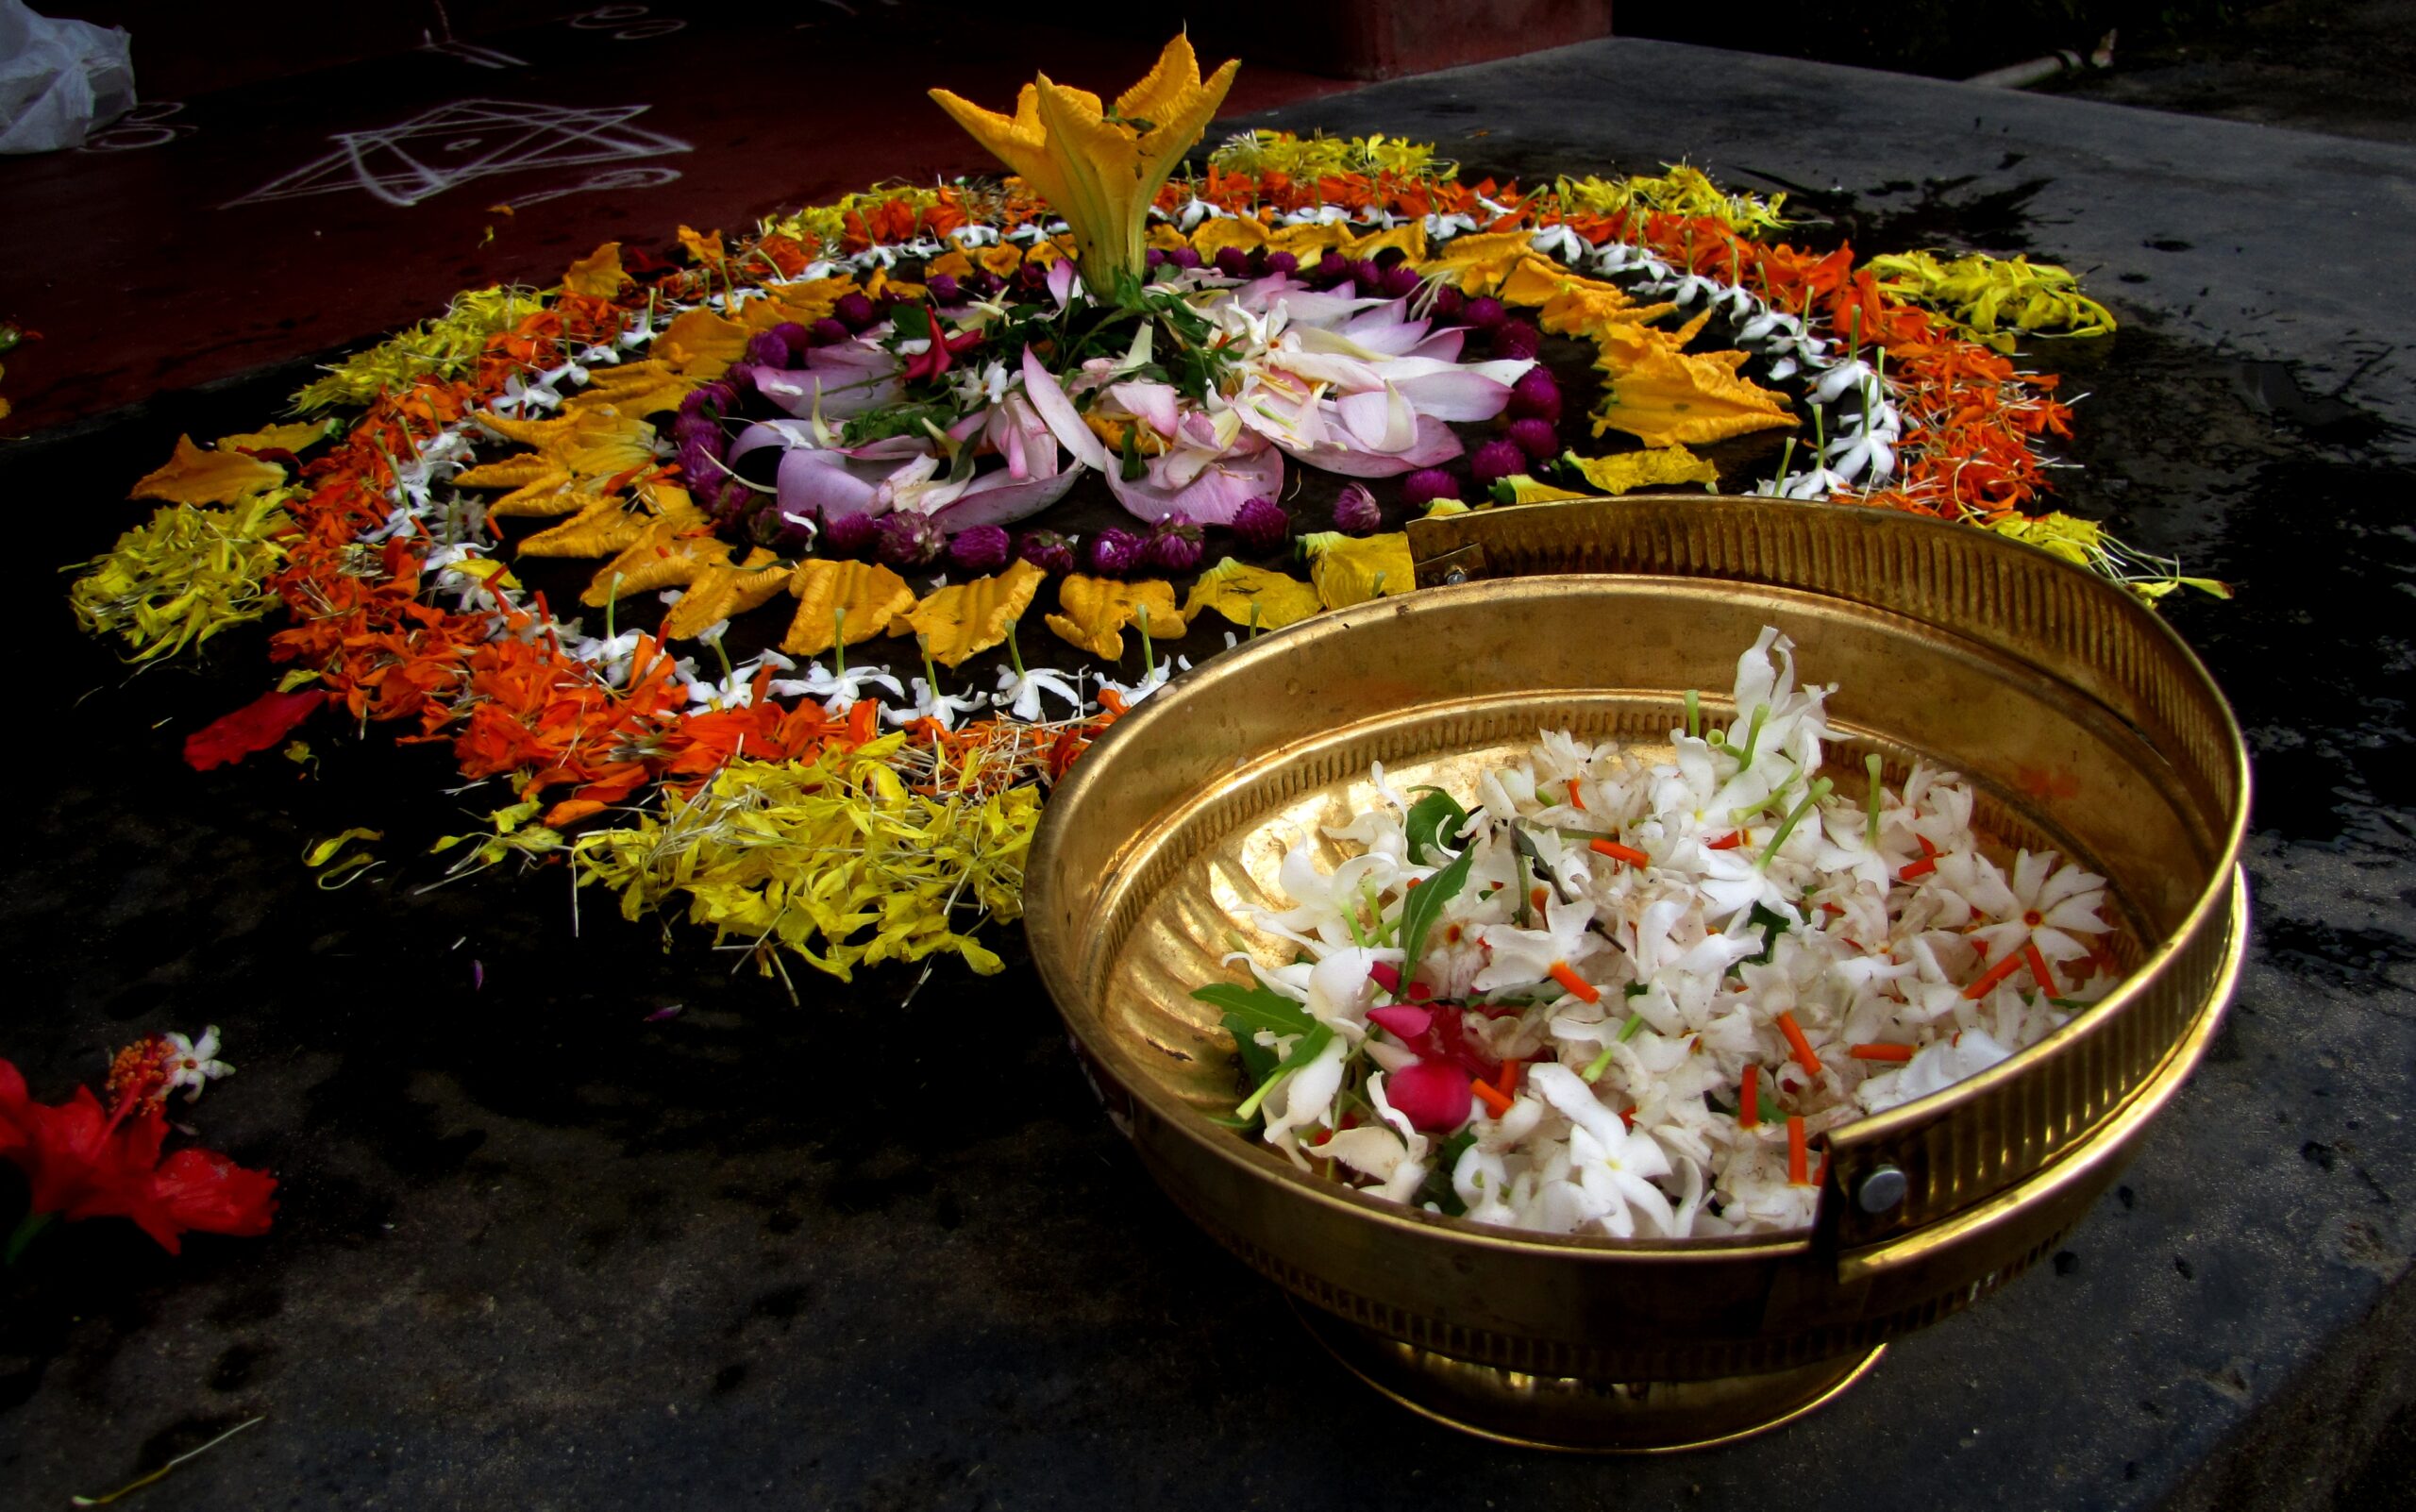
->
6, 6, 2416, 1508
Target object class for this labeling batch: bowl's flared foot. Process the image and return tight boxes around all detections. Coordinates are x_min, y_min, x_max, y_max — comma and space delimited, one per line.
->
1294, 1301, 1885, 1453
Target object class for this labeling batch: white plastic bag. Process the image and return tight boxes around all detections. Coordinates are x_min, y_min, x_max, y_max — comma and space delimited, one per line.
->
0, 0, 134, 155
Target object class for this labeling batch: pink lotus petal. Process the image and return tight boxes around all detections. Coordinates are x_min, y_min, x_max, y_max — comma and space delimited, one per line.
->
1391, 367, 1518, 423
730, 419, 818, 463
776, 448, 884, 520
1109, 380, 1182, 437
1336, 386, 1418, 451
1276, 413, 1465, 478
1386, 1060, 1474, 1133
1020, 345, 1110, 473
748, 364, 901, 421
1106, 437, 1284, 526
1403, 327, 1468, 362
927, 465, 1084, 532
1369, 1005, 1434, 1041
1046, 257, 1079, 309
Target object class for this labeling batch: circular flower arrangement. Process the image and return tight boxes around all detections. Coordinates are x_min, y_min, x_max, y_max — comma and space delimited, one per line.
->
66, 37, 2221, 990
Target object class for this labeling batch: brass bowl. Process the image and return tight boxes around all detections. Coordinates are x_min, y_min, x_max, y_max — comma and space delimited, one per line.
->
1023, 495, 2249, 1451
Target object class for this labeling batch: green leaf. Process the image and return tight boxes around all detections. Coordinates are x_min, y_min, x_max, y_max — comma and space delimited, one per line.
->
1416, 1129, 1478, 1216
1398, 842, 1478, 991
1195, 982, 1333, 1123
1404, 788, 1468, 865
1728, 901, 1792, 976
889, 304, 932, 342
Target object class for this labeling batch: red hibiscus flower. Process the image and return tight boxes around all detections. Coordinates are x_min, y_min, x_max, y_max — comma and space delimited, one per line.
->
3, 1056, 277, 1260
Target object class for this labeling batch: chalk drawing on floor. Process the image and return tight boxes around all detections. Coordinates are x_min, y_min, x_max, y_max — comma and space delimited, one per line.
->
419, 36, 530, 69
503, 164, 685, 210
79, 101, 197, 153
224, 100, 691, 210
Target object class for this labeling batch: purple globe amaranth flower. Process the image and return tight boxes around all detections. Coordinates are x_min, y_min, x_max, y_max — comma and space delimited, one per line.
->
1400, 468, 1463, 507
679, 379, 737, 419
1464, 295, 1506, 332
1430, 285, 1465, 321
745, 330, 794, 369
1092, 529, 1145, 577
712, 477, 756, 521
1313, 251, 1351, 287
877, 511, 946, 569
1265, 250, 1299, 277
1508, 368, 1563, 424
1166, 246, 1202, 271
833, 292, 877, 331
1507, 417, 1560, 462
808, 316, 851, 347
1146, 518, 1205, 574
747, 506, 788, 548
675, 436, 724, 487
671, 411, 723, 449
1380, 263, 1423, 300
1349, 260, 1384, 294
948, 524, 1012, 576
1213, 245, 1253, 279
1493, 319, 1544, 361
820, 511, 880, 557
1332, 482, 1383, 536
1230, 496, 1289, 553
1469, 439, 1527, 489
1088, 527, 1148, 576
924, 273, 962, 305
771, 321, 814, 353
1145, 246, 1168, 270
1018, 529, 1078, 576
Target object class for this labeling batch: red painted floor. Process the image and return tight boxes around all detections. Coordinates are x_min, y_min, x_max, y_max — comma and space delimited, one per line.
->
0, 8, 1353, 436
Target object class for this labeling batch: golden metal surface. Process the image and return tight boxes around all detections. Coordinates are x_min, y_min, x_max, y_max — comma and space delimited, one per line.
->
1024, 495, 2250, 1443
1295, 1305, 1888, 1453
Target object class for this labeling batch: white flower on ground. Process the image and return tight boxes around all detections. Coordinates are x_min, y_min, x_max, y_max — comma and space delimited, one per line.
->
161, 1027, 233, 1102
993, 662, 1084, 721
882, 676, 986, 730
488, 371, 560, 416
770, 663, 903, 716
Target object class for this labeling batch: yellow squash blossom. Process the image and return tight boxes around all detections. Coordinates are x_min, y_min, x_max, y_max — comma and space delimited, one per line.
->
930, 34, 1238, 295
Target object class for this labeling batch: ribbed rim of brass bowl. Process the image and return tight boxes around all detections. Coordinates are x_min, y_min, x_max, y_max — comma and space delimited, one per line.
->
1024, 495, 2249, 1393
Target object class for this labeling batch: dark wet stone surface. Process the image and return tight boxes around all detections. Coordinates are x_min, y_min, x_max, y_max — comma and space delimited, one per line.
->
7, 31, 2416, 1512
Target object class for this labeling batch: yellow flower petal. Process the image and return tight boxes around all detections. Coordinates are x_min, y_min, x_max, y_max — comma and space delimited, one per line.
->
1182, 558, 1324, 630
677, 226, 727, 268
581, 524, 730, 607
1189, 216, 1269, 260
931, 35, 1235, 291
1416, 231, 1535, 296
660, 549, 788, 640
516, 494, 654, 559
782, 558, 917, 658
898, 560, 1048, 667
1299, 532, 1415, 609
562, 242, 631, 297
1493, 475, 1593, 505
1592, 346, 1796, 449
128, 435, 288, 505
1044, 575, 1185, 660
654, 308, 751, 380
215, 419, 336, 455
1566, 445, 1720, 495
